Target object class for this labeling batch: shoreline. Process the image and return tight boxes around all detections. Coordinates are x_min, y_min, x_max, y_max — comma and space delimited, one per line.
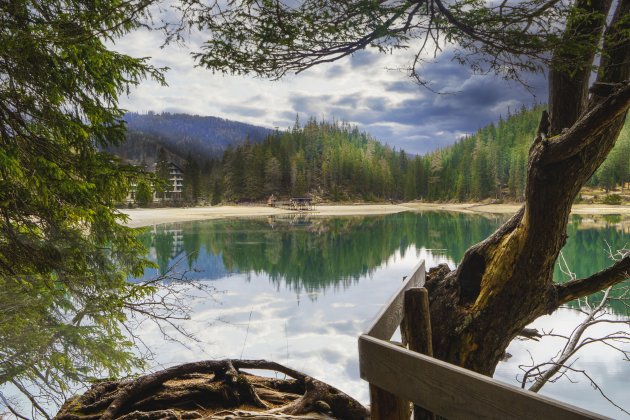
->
403, 202, 630, 215
121, 202, 630, 228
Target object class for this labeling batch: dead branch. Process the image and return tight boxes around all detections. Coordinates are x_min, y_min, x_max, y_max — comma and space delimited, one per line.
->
526, 287, 613, 392
519, 258, 629, 416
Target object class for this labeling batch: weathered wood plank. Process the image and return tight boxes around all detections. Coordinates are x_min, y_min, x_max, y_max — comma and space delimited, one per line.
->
370, 384, 409, 420
358, 335, 608, 420
403, 288, 435, 420
403, 287, 433, 357
366, 260, 425, 340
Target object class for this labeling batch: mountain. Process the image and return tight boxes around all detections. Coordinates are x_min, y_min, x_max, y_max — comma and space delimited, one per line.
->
108, 112, 273, 165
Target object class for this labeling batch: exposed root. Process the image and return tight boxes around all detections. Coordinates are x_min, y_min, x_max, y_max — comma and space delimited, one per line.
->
54, 360, 368, 420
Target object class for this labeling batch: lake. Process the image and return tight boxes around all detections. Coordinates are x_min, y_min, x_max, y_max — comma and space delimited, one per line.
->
134, 211, 629, 419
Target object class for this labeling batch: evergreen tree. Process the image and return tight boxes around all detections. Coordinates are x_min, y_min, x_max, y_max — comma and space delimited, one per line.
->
264, 156, 283, 195
155, 147, 171, 200
184, 153, 201, 203
135, 180, 153, 207
0, 1, 167, 417
404, 164, 417, 201
211, 178, 222, 205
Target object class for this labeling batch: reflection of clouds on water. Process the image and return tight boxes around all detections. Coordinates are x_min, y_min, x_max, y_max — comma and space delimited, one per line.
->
136, 247, 427, 403
496, 308, 630, 418
131, 215, 628, 418
324, 320, 361, 335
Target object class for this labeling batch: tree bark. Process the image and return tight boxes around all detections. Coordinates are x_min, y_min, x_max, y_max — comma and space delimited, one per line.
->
424, 0, 630, 376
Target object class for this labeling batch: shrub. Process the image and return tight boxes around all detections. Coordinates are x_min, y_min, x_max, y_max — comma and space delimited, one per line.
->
135, 180, 153, 207
602, 194, 622, 205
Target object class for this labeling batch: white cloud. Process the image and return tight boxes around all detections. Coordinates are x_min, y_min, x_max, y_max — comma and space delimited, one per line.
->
113, 8, 547, 155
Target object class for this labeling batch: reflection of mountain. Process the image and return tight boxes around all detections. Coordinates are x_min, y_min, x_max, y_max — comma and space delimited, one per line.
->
136, 213, 628, 312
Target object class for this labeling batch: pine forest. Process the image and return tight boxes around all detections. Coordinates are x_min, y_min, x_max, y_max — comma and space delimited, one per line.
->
170, 106, 629, 204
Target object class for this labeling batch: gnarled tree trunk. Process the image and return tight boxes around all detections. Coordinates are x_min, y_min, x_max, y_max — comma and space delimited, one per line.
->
425, 0, 630, 376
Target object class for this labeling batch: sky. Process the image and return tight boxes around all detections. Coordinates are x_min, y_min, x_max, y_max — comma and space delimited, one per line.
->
116, 16, 548, 155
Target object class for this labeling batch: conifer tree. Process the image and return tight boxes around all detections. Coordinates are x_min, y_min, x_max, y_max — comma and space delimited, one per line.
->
0, 1, 169, 417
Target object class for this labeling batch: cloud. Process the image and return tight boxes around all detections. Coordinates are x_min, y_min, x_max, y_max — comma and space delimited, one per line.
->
115, 22, 548, 156
350, 50, 382, 69
381, 80, 422, 94
325, 65, 349, 79
222, 104, 267, 118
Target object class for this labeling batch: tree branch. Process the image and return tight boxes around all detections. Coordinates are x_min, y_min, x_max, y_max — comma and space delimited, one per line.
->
529, 287, 611, 392
540, 81, 630, 164
547, 0, 613, 135
555, 253, 630, 305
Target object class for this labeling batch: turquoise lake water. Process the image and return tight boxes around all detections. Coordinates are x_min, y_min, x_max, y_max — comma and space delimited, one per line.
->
134, 211, 629, 418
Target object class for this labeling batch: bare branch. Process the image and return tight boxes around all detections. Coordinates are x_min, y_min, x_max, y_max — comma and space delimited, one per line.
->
0, 391, 31, 420
555, 250, 630, 305
518, 255, 630, 415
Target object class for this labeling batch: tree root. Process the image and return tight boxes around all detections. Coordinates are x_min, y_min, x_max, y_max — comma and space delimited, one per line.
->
54, 360, 368, 420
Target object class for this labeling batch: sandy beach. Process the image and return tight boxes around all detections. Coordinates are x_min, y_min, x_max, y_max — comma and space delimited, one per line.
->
403, 202, 630, 215
121, 202, 630, 228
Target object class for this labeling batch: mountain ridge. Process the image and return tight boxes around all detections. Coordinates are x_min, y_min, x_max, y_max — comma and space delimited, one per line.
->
108, 112, 273, 165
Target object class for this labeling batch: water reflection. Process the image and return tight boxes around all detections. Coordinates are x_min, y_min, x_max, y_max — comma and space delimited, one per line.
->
2, 212, 627, 418
139, 212, 504, 293
134, 212, 628, 417
140, 213, 629, 314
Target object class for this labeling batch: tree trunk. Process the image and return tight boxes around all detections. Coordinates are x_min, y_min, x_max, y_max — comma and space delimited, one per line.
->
424, 0, 630, 376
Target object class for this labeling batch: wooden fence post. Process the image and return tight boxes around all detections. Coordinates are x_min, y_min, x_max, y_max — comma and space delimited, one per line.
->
403, 287, 435, 420
370, 384, 409, 420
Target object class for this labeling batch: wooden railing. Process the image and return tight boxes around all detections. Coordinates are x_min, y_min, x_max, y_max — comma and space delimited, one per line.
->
358, 260, 608, 420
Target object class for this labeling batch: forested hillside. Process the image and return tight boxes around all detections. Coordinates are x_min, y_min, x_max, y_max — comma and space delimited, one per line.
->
423, 105, 630, 201
110, 112, 272, 164
216, 118, 427, 202
207, 109, 629, 203
107, 130, 185, 167
123, 107, 629, 205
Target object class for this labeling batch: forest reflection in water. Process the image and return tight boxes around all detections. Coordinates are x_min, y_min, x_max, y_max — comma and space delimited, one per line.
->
1, 211, 628, 418
139, 212, 629, 313
133, 211, 629, 418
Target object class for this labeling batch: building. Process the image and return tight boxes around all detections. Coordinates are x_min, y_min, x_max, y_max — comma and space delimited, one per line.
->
125, 161, 185, 204
163, 162, 184, 201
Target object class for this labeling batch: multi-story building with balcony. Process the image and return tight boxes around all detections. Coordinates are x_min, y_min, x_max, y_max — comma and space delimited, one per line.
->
165, 162, 184, 200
